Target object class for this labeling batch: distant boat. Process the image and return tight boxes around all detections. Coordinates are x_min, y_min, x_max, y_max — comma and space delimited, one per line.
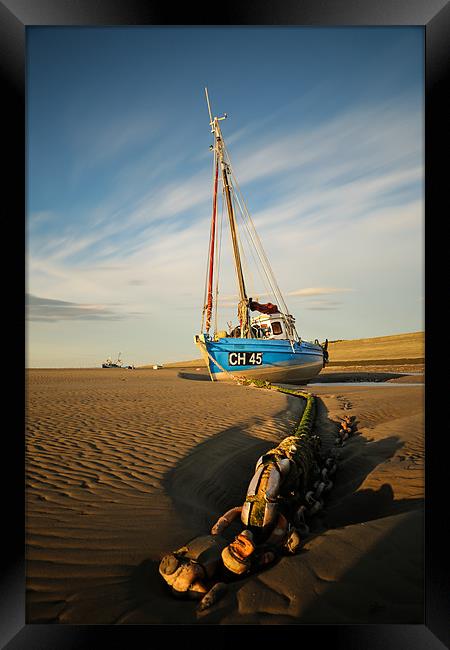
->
102, 353, 134, 369
194, 89, 328, 384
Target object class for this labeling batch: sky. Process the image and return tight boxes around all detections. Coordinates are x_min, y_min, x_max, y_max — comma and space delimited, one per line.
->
26, 26, 424, 368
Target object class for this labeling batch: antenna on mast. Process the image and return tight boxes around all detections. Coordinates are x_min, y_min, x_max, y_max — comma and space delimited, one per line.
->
205, 87, 227, 132
205, 87, 213, 126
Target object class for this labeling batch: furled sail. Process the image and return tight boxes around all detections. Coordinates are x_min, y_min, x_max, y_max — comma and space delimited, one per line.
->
249, 299, 279, 315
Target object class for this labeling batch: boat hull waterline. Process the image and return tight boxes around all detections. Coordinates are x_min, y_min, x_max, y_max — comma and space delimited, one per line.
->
196, 335, 324, 384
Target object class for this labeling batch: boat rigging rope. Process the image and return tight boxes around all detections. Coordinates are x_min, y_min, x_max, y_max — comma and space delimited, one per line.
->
205, 121, 296, 343
233, 187, 269, 304
222, 140, 288, 313
213, 194, 225, 335
232, 188, 294, 341
234, 200, 256, 307
230, 178, 282, 307
221, 139, 295, 341
201, 149, 220, 333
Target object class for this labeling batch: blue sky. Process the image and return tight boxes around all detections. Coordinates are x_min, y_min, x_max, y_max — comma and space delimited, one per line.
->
27, 27, 424, 367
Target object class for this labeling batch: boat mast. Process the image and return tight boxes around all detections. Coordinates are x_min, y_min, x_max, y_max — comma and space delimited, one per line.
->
205, 93, 219, 333
205, 88, 249, 337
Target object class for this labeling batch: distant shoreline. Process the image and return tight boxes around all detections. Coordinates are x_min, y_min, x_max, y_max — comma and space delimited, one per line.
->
26, 331, 424, 370
160, 331, 424, 370
326, 357, 424, 366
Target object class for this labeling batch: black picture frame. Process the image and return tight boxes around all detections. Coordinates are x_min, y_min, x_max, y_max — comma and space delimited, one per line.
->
4, 0, 448, 647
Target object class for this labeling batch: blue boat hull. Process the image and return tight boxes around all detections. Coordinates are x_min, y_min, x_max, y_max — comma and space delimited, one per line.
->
195, 335, 324, 383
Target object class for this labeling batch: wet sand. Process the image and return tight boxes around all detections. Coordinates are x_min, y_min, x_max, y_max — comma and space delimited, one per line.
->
26, 367, 424, 624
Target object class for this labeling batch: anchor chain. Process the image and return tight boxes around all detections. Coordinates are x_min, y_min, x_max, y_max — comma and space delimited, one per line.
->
244, 381, 339, 527
335, 414, 359, 446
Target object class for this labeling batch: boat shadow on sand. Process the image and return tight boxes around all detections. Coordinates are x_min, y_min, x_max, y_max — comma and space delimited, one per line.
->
177, 370, 210, 381
177, 370, 412, 384
159, 392, 412, 537
127, 415, 291, 624
311, 371, 406, 383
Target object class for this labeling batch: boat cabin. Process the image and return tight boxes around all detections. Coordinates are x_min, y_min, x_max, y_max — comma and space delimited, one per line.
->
250, 313, 291, 340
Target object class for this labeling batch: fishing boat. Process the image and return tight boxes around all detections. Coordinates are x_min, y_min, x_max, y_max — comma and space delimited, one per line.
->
194, 89, 328, 384
102, 353, 134, 369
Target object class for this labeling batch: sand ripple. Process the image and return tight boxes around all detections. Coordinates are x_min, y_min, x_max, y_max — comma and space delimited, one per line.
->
26, 370, 423, 624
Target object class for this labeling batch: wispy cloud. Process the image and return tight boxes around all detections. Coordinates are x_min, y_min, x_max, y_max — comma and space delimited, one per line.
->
230, 97, 420, 190
68, 110, 162, 180
305, 305, 342, 311
26, 294, 136, 322
27, 91, 423, 361
287, 287, 353, 297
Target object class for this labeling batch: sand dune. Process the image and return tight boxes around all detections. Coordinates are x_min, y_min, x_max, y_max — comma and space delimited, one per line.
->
26, 368, 423, 624
159, 332, 425, 368
327, 331, 424, 362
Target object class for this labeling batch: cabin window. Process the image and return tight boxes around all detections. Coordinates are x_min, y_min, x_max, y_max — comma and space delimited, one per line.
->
271, 321, 283, 335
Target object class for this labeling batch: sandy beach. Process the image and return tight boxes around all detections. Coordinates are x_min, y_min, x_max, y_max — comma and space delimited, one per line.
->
26, 333, 424, 625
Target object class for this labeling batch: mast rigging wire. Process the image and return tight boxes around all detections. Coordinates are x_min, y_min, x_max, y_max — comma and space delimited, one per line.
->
221, 140, 295, 340
224, 140, 289, 313
203, 105, 297, 342
213, 188, 225, 334
201, 146, 220, 332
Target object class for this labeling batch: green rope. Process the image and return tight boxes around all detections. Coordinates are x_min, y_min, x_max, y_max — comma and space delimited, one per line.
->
262, 385, 315, 435
241, 381, 323, 528
240, 379, 317, 437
